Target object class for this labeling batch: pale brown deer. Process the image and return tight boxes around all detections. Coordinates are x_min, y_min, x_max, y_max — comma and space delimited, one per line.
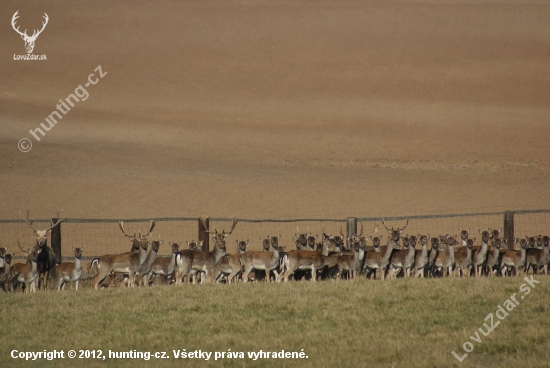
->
91, 221, 155, 289
56, 246, 85, 291
179, 216, 238, 283
11, 246, 41, 293
499, 238, 527, 277
214, 240, 249, 284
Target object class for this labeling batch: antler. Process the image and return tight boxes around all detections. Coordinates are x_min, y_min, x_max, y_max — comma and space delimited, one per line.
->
11, 11, 49, 41
118, 221, 136, 239
19, 207, 37, 232
222, 218, 238, 236
45, 209, 64, 232
17, 235, 29, 253
140, 220, 156, 238
30, 13, 49, 40
11, 11, 27, 38
199, 214, 211, 233
398, 218, 409, 231
370, 224, 379, 236
381, 218, 391, 231
340, 226, 344, 237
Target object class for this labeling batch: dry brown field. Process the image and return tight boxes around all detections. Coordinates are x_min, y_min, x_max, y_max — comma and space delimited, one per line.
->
1, 1, 549, 367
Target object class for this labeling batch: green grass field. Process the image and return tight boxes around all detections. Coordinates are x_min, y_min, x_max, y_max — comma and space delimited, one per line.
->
1, 277, 549, 368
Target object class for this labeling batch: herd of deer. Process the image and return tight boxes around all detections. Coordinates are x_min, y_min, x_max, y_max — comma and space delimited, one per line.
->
1, 210, 549, 293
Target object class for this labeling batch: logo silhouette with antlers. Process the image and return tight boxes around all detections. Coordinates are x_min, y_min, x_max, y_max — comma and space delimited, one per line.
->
11, 11, 49, 54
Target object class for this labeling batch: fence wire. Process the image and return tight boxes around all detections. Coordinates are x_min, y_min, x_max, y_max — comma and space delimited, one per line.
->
0, 209, 548, 260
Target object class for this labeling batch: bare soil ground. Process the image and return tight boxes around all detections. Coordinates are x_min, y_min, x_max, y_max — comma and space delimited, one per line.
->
1, 1, 549, 221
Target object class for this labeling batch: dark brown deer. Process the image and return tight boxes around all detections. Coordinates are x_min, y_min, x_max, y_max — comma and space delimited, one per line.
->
20, 207, 63, 290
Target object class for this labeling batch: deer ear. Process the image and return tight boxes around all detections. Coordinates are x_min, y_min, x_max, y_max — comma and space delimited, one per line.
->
259, 238, 263, 243
199, 240, 204, 246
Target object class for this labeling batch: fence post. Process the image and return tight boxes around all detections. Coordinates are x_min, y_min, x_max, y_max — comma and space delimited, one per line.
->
504, 211, 514, 249
50, 218, 62, 263
199, 217, 210, 252
346, 217, 357, 249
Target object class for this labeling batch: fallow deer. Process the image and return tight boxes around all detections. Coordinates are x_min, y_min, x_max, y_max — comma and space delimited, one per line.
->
455, 238, 474, 277
0, 246, 9, 268
433, 235, 456, 277
485, 237, 505, 276
388, 234, 417, 278
20, 207, 63, 290
174, 240, 202, 284
454, 229, 472, 277
413, 235, 429, 278
241, 236, 281, 282
499, 238, 527, 277
91, 220, 154, 289
214, 239, 249, 284
293, 227, 309, 251
525, 236, 549, 275
0, 253, 14, 291
471, 230, 491, 277
56, 246, 85, 291
180, 216, 238, 283
280, 237, 338, 282
381, 218, 409, 248
336, 239, 363, 280
11, 246, 41, 293
427, 237, 440, 277
150, 242, 181, 285
136, 237, 162, 287
362, 238, 399, 280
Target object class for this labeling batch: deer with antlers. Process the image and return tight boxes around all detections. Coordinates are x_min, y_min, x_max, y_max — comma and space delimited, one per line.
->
91, 220, 155, 289
381, 218, 409, 247
178, 216, 238, 283
11, 11, 49, 54
19, 207, 63, 290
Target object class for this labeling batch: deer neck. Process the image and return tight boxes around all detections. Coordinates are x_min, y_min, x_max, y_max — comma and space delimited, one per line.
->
145, 248, 158, 267
74, 257, 81, 271
520, 247, 526, 264
167, 251, 178, 276
212, 244, 226, 264
448, 245, 455, 262
480, 240, 488, 256
382, 242, 395, 263
461, 239, 468, 247
138, 246, 148, 265
358, 247, 365, 262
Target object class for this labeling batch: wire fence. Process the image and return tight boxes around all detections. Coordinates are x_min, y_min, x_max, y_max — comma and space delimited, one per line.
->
1, 209, 549, 263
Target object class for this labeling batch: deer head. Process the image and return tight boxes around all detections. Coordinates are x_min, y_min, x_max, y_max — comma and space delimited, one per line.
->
186, 240, 204, 252
259, 237, 271, 252
235, 240, 249, 253
381, 218, 409, 243
70, 246, 85, 260
201, 215, 238, 251
11, 11, 49, 54
458, 228, 471, 242
20, 207, 63, 248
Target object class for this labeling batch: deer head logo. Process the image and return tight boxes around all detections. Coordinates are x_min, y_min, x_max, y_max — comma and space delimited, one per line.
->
11, 11, 49, 54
